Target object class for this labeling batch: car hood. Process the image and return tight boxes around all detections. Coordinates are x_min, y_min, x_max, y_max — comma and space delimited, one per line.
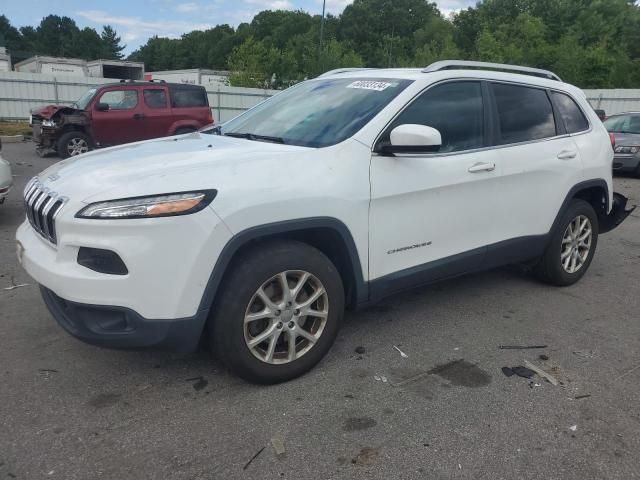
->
31, 104, 84, 120
35, 133, 311, 203
612, 132, 640, 146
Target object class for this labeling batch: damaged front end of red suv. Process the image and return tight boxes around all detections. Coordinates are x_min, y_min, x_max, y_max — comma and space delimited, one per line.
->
30, 104, 91, 158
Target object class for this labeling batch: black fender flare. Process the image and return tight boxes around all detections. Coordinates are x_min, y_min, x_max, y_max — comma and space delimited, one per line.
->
196, 217, 368, 318
549, 179, 609, 236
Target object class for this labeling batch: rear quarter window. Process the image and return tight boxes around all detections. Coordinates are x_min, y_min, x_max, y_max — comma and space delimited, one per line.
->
551, 91, 589, 133
492, 83, 556, 145
170, 87, 208, 108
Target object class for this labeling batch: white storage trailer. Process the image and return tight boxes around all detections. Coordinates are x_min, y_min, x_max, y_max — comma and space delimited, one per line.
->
0, 47, 11, 72
146, 69, 230, 87
87, 59, 144, 80
14, 56, 87, 76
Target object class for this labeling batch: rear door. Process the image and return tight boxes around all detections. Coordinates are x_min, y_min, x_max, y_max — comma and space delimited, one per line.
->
169, 85, 211, 128
142, 87, 173, 139
490, 82, 583, 248
91, 88, 146, 145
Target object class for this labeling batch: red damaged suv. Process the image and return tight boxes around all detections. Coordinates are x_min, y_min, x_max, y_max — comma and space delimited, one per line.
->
30, 81, 213, 158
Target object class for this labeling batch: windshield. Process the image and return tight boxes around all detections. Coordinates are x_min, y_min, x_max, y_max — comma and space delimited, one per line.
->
604, 114, 640, 134
221, 78, 412, 148
75, 88, 97, 110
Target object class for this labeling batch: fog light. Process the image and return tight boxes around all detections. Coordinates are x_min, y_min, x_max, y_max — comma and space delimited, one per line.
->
77, 247, 128, 275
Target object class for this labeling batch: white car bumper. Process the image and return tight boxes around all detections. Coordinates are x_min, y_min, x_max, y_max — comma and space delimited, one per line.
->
0, 155, 12, 203
16, 207, 233, 350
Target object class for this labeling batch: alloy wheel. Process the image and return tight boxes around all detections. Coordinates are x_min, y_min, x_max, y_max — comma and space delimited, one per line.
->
67, 137, 89, 156
243, 270, 329, 365
561, 215, 592, 274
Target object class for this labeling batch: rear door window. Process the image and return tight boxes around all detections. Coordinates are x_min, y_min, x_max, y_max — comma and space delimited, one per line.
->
491, 83, 556, 145
551, 91, 589, 133
143, 89, 168, 109
385, 81, 485, 153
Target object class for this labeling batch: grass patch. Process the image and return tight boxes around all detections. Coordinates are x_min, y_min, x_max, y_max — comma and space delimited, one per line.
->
0, 121, 31, 137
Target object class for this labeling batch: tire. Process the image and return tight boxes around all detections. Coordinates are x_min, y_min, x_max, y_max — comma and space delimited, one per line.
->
57, 131, 92, 159
635, 163, 640, 179
174, 127, 196, 135
209, 240, 345, 384
534, 199, 599, 286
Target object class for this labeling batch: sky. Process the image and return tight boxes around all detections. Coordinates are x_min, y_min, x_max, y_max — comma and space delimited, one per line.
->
2, 0, 477, 54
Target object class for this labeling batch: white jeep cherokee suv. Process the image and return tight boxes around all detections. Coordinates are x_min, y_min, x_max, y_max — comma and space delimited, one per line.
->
16, 61, 634, 383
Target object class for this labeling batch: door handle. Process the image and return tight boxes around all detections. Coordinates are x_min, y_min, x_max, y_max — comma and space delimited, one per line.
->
133, 113, 145, 120
557, 150, 577, 160
468, 162, 495, 173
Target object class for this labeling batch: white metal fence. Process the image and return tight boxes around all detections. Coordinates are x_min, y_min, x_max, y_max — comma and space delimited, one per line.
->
0, 71, 278, 123
1, 70, 638, 122
584, 89, 640, 116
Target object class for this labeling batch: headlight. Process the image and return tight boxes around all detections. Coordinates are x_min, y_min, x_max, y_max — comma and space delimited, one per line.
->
76, 191, 217, 219
614, 145, 640, 154
41, 119, 56, 128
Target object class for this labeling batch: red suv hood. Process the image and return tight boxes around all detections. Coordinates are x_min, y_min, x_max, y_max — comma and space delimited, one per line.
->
31, 104, 67, 120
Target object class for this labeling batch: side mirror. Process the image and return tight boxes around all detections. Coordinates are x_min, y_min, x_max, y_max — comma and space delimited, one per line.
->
96, 102, 110, 112
381, 124, 442, 154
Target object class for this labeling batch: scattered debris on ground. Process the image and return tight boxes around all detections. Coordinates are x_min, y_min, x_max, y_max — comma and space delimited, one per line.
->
524, 360, 559, 386
573, 350, 595, 359
271, 434, 286, 456
499, 345, 548, 350
374, 375, 388, 383
354, 346, 365, 354
569, 425, 578, 432
243, 446, 265, 470
502, 366, 536, 379
393, 345, 408, 358
538, 354, 550, 361
575, 394, 591, 400
3, 283, 31, 291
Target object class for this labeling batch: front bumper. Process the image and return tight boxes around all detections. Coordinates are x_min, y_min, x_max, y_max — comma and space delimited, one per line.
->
0, 156, 12, 203
16, 205, 232, 319
612, 154, 639, 172
40, 286, 207, 351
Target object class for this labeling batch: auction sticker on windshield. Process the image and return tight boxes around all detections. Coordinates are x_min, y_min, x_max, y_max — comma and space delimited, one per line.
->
347, 80, 394, 91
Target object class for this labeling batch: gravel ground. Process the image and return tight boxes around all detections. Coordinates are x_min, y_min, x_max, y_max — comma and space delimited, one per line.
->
1, 142, 639, 480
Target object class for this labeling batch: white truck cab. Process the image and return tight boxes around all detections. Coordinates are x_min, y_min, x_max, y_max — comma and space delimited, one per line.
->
16, 61, 635, 383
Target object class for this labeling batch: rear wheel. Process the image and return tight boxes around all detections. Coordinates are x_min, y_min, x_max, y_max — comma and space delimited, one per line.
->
209, 240, 344, 384
57, 131, 92, 159
534, 199, 598, 286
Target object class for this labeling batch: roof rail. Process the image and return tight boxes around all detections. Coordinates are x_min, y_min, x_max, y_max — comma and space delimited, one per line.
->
318, 68, 372, 77
422, 60, 562, 82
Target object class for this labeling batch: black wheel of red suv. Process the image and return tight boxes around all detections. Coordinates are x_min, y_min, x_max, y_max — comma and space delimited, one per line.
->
534, 199, 598, 286
57, 131, 93, 159
209, 240, 345, 384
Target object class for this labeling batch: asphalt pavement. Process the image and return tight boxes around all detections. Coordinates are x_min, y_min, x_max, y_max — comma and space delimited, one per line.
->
1, 141, 639, 480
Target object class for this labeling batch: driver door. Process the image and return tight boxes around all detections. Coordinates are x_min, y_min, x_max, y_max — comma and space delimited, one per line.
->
91, 88, 146, 146
369, 81, 502, 297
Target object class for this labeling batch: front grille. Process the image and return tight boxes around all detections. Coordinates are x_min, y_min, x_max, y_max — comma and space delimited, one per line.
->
23, 177, 66, 244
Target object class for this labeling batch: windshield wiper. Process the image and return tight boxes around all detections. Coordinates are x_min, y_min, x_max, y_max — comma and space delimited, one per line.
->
224, 132, 285, 144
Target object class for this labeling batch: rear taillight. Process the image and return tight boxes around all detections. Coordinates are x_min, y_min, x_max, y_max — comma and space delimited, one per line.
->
609, 132, 616, 150
207, 109, 213, 124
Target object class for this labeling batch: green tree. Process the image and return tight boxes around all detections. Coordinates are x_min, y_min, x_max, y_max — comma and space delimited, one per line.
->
100, 25, 125, 59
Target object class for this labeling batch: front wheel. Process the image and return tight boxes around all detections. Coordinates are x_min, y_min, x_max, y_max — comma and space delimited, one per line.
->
534, 199, 598, 286
209, 240, 345, 384
56, 131, 93, 159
